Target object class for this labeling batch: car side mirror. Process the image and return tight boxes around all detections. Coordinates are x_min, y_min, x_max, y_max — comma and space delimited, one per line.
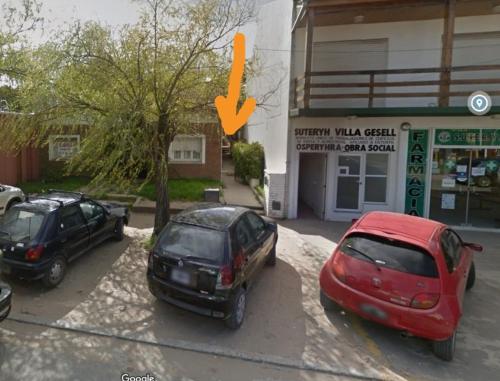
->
464, 242, 483, 252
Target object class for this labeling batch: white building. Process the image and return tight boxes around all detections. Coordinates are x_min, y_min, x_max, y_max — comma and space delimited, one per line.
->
247, 0, 500, 230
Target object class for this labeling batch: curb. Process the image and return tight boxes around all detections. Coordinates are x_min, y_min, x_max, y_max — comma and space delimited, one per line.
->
6, 315, 387, 381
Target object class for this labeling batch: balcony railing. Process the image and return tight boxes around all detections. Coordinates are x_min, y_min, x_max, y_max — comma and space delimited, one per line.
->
291, 64, 500, 112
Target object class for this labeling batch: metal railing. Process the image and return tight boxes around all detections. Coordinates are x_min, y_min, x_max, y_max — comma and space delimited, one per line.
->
291, 64, 500, 109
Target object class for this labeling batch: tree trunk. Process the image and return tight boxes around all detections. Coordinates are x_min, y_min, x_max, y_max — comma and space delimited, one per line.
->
153, 113, 171, 236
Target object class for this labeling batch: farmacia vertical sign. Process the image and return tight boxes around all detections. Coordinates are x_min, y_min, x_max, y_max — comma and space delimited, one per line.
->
405, 130, 429, 216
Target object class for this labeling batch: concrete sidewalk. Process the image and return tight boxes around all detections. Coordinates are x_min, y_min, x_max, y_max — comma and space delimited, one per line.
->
221, 159, 263, 210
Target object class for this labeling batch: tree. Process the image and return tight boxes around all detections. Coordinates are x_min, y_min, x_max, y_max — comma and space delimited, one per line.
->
0, 0, 42, 110
2, 0, 253, 235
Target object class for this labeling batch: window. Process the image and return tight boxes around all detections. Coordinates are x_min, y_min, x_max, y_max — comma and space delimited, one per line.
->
245, 213, 266, 240
168, 135, 205, 164
440, 230, 463, 273
341, 233, 439, 278
234, 218, 254, 252
60, 205, 85, 230
0, 208, 46, 242
80, 201, 105, 222
49, 135, 80, 161
157, 223, 225, 264
365, 154, 389, 203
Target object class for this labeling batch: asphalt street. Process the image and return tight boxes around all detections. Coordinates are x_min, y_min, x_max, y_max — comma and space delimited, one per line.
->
0, 214, 499, 381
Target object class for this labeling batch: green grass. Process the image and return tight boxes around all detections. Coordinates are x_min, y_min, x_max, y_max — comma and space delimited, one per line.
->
18, 176, 91, 195
19, 177, 220, 202
137, 179, 221, 202
255, 185, 264, 197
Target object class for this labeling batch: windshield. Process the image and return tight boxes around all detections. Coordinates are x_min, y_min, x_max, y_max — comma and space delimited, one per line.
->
340, 233, 439, 278
0, 208, 46, 242
156, 222, 225, 263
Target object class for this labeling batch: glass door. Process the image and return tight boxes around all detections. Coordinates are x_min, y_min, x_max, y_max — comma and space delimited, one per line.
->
430, 148, 500, 228
430, 148, 471, 226
336, 154, 362, 211
466, 149, 500, 228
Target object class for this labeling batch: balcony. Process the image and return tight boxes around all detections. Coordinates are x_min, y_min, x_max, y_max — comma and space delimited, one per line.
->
291, 0, 500, 117
291, 64, 500, 117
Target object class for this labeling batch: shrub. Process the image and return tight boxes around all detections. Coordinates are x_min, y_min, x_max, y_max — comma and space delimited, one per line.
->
232, 142, 264, 183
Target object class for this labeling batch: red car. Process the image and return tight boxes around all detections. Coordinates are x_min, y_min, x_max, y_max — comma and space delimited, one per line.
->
319, 211, 482, 361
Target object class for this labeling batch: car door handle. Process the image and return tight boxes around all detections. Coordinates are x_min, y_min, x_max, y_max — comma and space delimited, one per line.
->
60, 238, 68, 243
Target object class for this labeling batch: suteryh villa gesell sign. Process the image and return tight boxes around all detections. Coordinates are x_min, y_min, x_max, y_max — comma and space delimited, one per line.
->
295, 127, 397, 153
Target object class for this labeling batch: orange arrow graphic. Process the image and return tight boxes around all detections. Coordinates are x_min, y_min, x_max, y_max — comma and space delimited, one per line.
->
215, 33, 256, 136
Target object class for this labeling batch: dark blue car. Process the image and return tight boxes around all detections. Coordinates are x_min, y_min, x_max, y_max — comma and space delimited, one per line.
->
0, 191, 129, 288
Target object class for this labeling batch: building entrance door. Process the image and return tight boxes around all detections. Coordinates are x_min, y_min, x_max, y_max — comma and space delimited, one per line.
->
335, 154, 363, 212
430, 148, 500, 228
333, 153, 391, 218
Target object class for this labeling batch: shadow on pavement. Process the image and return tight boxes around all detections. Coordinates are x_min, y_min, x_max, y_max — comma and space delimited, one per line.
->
1, 237, 131, 330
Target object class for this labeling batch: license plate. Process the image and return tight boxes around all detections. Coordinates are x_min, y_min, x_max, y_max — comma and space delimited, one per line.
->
171, 268, 191, 286
360, 303, 387, 320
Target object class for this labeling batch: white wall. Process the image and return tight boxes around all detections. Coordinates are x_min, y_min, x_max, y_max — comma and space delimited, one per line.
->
288, 115, 500, 220
246, 0, 293, 175
293, 14, 500, 109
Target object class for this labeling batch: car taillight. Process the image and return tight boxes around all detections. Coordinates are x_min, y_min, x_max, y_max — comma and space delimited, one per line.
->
26, 245, 44, 262
233, 251, 245, 270
410, 293, 440, 309
217, 265, 234, 288
330, 251, 346, 283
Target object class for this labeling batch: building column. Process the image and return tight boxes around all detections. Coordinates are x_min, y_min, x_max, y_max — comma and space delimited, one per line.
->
439, 0, 457, 107
303, 8, 315, 109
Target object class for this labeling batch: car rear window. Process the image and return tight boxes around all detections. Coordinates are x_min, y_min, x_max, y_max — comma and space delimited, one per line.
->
340, 233, 439, 278
156, 222, 225, 263
0, 208, 46, 242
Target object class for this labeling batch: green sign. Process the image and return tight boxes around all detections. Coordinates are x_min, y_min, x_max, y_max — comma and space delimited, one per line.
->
481, 129, 500, 146
435, 129, 480, 146
435, 129, 500, 146
405, 130, 429, 217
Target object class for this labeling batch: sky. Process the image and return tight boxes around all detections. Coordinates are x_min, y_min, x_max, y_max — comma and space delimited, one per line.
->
7, 0, 259, 57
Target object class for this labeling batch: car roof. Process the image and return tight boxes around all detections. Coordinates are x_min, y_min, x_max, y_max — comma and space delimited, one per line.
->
16, 192, 83, 213
355, 211, 445, 245
172, 203, 249, 231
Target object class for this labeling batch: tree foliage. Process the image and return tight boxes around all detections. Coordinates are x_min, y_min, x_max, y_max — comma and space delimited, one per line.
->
0, 0, 42, 110
1, 0, 253, 234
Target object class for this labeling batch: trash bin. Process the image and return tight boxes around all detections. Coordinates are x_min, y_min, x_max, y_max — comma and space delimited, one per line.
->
204, 188, 220, 203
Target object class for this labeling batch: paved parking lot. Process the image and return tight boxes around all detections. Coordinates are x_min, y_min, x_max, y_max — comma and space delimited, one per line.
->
0, 214, 499, 381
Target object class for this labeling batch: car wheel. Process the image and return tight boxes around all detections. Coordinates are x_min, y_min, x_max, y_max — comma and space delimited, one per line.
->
5, 199, 20, 211
225, 288, 246, 330
42, 256, 67, 288
266, 244, 276, 266
432, 331, 456, 361
114, 218, 125, 241
320, 290, 337, 312
466, 261, 476, 291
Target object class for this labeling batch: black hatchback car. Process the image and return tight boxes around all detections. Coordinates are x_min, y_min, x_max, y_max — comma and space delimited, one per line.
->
0, 190, 129, 288
147, 204, 278, 329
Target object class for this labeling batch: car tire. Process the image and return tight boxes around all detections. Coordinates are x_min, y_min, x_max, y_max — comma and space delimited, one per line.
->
225, 288, 246, 330
5, 198, 20, 211
42, 255, 67, 289
266, 244, 276, 266
114, 218, 125, 241
466, 261, 476, 291
320, 290, 337, 312
432, 331, 456, 361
